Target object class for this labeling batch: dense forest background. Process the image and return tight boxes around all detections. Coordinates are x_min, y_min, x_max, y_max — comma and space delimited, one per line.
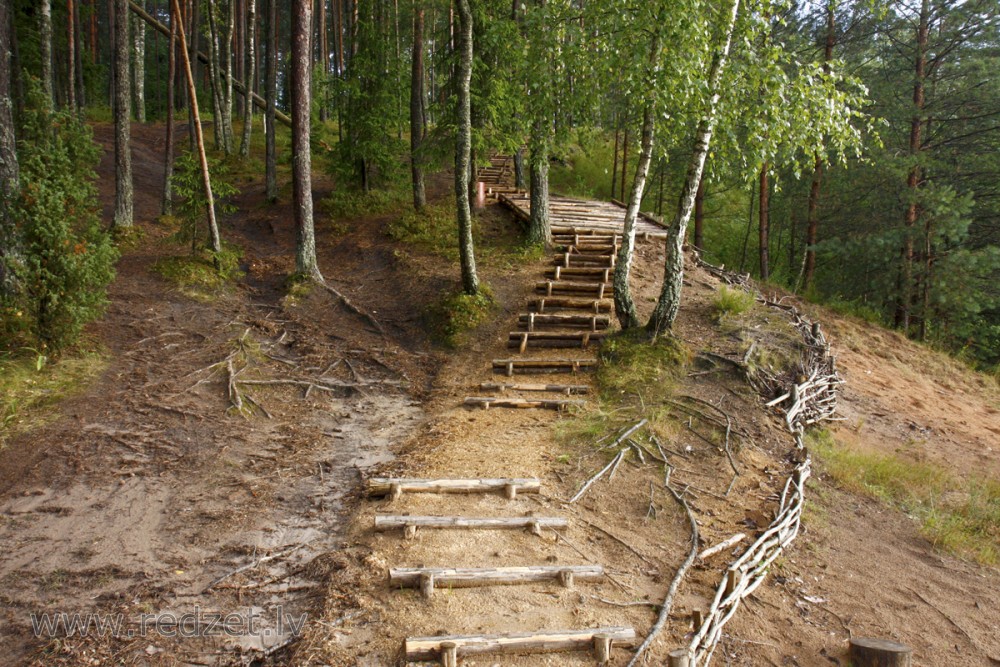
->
1, 0, 998, 368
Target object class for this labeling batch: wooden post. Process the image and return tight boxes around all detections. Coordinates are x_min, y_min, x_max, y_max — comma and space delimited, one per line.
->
669, 649, 690, 667
420, 572, 435, 599
692, 609, 703, 631
389, 483, 402, 502
848, 637, 912, 667
404, 524, 417, 540
440, 641, 458, 667
593, 633, 612, 664
559, 569, 574, 589
504, 483, 517, 500
724, 569, 739, 597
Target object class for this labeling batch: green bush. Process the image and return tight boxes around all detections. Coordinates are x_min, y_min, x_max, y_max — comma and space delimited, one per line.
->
322, 186, 409, 220
1, 84, 118, 353
169, 150, 240, 250
425, 287, 494, 348
712, 286, 756, 320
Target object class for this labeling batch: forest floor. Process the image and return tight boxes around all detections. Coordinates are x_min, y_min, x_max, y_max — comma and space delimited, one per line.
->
0, 123, 998, 666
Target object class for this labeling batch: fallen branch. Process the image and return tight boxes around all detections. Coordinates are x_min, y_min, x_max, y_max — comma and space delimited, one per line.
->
203, 545, 301, 592
319, 282, 386, 336
598, 419, 648, 451
627, 482, 699, 667
699, 533, 746, 561
568, 448, 627, 503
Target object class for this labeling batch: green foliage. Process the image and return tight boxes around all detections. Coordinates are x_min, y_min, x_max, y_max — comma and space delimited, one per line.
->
548, 129, 617, 201
388, 201, 459, 259
712, 286, 756, 320
321, 186, 410, 221
809, 429, 1000, 565
425, 287, 494, 348
0, 82, 118, 353
168, 151, 240, 250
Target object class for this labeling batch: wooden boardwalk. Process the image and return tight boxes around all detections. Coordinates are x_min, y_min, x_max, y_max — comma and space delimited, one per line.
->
499, 192, 667, 239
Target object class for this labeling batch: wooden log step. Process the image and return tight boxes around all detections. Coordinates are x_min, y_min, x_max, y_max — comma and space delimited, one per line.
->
390, 565, 604, 594
479, 382, 590, 395
518, 313, 610, 331
554, 253, 614, 267
552, 233, 621, 244
554, 243, 618, 255
492, 358, 598, 375
535, 280, 608, 298
405, 627, 637, 663
464, 397, 586, 410
374, 515, 568, 536
367, 477, 540, 499
551, 225, 624, 236
508, 331, 606, 351
545, 266, 612, 281
531, 297, 612, 313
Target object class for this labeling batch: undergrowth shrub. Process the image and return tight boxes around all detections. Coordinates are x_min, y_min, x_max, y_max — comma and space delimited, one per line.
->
712, 286, 756, 321
322, 186, 410, 220
425, 287, 494, 348
388, 200, 458, 259
1, 82, 118, 354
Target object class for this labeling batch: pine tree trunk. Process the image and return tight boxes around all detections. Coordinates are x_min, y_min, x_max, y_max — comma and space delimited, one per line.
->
239, 0, 255, 156
265, 0, 277, 201
113, 0, 133, 228
292, 0, 322, 280
454, 0, 478, 295
614, 102, 655, 330
163, 8, 177, 215
40, 0, 54, 106
73, 0, 85, 109
620, 125, 628, 202
895, 0, 928, 334
514, 146, 524, 189
207, 0, 224, 149
133, 4, 146, 122
758, 163, 769, 282
528, 122, 550, 246
318, 0, 328, 121
610, 122, 619, 200
0, 0, 19, 296
410, 2, 426, 210
67, 0, 77, 113
647, 0, 740, 336
171, 0, 221, 253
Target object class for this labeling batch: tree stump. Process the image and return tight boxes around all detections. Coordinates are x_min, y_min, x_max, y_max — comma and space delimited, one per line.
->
559, 569, 574, 589
420, 572, 435, 599
849, 637, 912, 667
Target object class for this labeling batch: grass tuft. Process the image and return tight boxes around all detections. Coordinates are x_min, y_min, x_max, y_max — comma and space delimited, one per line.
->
809, 428, 1000, 565
388, 201, 458, 259
151, 246, 244, 302
0, 348, 107, 449
712, 286, 757, 321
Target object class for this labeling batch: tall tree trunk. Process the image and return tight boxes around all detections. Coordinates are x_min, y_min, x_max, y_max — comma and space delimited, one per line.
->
619, 125, 628, 202
40, 0, 54, 106
207, 0, 224, 149
648, 0, 740, 336
895, 0, 928, 334
693, 172, 705, 250
802, 0, 836, 291
171, 0, 221, 253
0, 0, 20, 296
614, 101, 656, 330
409, 2, 426, 210
67, 0, 77, 113
454, 0, 478, 295
163, 7, 177, 215
133, 3, 146, 121
317, 0, 328, 121
73, 0, 85, 109
613, 30, 661, 330
513, 146, 524, 189
239, 0, 255, 156
528, 121, 550, 245
264, 0, 277, 201
610, 121, 619, 200
292, 0, 321, 279
758, 163, 769, 282
221, 0, 235, 150
113, 0, 133, 228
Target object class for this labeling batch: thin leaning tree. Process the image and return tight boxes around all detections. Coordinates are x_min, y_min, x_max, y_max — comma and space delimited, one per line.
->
454, 0, 478, 295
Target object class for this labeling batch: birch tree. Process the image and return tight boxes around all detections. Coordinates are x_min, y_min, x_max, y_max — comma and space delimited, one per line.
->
454, 0, 478, 294
113, 0, 133, 229
292, 0, 322, 280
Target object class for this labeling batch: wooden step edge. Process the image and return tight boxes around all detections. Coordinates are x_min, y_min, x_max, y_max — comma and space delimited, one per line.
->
404, 626, 637, 662
389, 565, 604, 595
367, 477, 540, 498
464, 397, 586, 410
375, 515, 568, 539
479, 382, 590, 395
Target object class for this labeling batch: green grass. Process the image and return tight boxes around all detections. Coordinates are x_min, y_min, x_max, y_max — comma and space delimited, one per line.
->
388, 200, 459, 259
558, 330, 691, 445
151, 245, 244, 301
712, 286, 757, 321
809, 429, 1000, 565
0, 347, 107, 449
321, 186, 411, 221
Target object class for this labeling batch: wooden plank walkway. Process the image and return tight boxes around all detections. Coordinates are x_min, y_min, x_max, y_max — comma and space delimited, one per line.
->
499, 192, 667, 238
